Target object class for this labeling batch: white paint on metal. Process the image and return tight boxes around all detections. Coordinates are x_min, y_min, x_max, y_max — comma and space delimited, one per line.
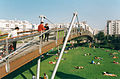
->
5, 38, 10, 72
5, 58, 10, 73
56, 26, 58, 45
0, 30, 49, 62
37, 58, 41, 79
51, 12, 77, 79
39, 31, 42, 54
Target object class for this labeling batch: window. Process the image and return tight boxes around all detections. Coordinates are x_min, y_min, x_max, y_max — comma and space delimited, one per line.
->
6, 24, 9, 27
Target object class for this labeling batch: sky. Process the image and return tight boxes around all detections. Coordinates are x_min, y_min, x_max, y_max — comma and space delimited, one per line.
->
0, 0, 120, 30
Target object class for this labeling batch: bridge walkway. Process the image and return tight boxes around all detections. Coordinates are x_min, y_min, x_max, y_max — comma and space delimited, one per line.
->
0, 28, 83, 78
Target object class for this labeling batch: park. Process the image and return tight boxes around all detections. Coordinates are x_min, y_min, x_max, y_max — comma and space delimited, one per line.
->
3, 42, 120, 79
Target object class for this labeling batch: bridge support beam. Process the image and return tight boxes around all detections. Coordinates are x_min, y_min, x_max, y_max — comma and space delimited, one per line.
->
51, 12, 77, 79
37, 58, 41, 79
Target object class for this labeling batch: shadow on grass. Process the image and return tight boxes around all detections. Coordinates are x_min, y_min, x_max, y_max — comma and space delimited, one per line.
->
2, 50, 58, 79
2, 43, 83, 79
20, 73, 27, 79
55, 71, 86, 79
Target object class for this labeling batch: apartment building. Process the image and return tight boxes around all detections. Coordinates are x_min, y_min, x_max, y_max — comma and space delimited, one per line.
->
0, 19, 33, 32
106, 20, 120, 35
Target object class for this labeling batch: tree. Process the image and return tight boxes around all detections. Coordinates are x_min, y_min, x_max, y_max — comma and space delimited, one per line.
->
111, 36, 120, 50
94, 32, 105, 43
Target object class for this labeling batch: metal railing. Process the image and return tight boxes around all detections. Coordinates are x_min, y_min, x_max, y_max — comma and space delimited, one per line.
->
0, 30, 38, 37
0, 28, 65, 62
0, 25, 91, 76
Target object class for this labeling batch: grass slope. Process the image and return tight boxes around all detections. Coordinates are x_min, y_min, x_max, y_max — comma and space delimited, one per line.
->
3, 46, 120, 79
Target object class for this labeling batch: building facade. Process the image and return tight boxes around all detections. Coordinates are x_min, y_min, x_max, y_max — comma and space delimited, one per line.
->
106, 20, 120, 35
0, 19, 33, 32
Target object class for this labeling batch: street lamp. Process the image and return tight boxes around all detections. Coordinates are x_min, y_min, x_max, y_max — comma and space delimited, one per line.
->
39, 15, 46, 23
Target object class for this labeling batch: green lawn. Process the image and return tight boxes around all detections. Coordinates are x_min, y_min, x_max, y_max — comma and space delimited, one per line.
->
3, 45, 120, 79
58, 30, 64, 39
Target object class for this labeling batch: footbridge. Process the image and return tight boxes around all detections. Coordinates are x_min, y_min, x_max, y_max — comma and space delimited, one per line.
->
0, 13, 93, 79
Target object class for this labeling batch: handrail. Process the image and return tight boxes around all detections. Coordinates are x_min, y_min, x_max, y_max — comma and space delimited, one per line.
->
0, 28, 65, 62
0, 28, 65, 46
0, 30, 49, 62
0, 28, 65, 37
0, 30, 38, 37
0, 27, 92, 62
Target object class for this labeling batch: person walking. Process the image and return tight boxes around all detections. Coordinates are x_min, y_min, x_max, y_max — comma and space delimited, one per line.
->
8, 27, 19, 51
44, 23, 49, 42
38, 22, 46, 41
43, 73, 48, 79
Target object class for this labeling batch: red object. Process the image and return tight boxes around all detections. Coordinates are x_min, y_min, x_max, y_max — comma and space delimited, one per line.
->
38, 24, 46, 32
9, 44, 14, 50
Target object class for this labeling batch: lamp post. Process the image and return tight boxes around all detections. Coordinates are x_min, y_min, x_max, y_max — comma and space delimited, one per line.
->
39, 15, 46, 22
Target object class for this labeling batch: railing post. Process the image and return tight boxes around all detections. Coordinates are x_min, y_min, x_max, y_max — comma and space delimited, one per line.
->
58, 46, 60, 53
39, 31, 42, 54
5, 38, 10, 73
75, 27, 77, 34
75, 27, 77, 35
62, 29, 64, 38
70, 27, 73, 38
56, 26, 58, 45
73, 27, 75, 36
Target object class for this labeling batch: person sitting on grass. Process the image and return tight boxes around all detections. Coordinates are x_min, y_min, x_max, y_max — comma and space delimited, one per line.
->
113, 52, 118, 55
56, 51, 60, 56
54, 57, 66, 60
94, 56, 98, 59
46, 53, 54, 56
91, 60, 96, 64
41, 55, 44, 59
54, 57, 59, 60
93, 46, 96, 49
32, 75, 36, 79
84, 53, 91, 56
113, 61, 119, 64
94, 56, 103, 60
82, 47, 85, 49
74, 66, 84, 69
49, 61, 56, 64
109, 53, 113, 56
97, 61, 100, 64
64, 51, 68, 54
102, 72, 117, 77
95, 56, 101, 59
84, 53, 87, 56
87, 53, 91, 56
112, 56, 118, 59
106, 50, 110, 52
61, 58, 66, 60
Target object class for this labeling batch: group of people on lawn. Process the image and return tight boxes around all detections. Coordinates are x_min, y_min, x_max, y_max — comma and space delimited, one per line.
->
32, 73, 48, 79
82, 48, 118, 77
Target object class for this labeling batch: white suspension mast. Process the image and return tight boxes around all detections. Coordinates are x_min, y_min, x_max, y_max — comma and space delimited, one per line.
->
51, 12, 78, 79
